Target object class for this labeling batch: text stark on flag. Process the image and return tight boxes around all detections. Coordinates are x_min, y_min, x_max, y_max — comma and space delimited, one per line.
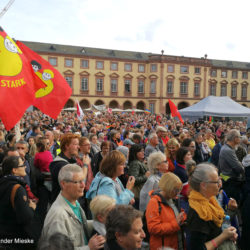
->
168, 99, 184, 124
16, 41, 72, 119
0, 27, 44, 130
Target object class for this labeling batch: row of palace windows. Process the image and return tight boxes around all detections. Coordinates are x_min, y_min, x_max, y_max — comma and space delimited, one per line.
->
49, 57, 250, 79
65, 76, 248, 98
48, 57, 205, 74
210, 69, 248, 79
209, 84, 248, 98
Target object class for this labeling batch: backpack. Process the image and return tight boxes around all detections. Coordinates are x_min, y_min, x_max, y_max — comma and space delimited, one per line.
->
142, 199, 161, 243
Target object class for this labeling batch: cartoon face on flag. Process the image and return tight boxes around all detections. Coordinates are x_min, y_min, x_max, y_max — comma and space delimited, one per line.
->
0, 33, 23, 76
17, 41, 72, 119
0, 27, 43, 130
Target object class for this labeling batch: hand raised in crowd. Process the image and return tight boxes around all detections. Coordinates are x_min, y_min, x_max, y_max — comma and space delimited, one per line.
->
176, 211, 185, 226
82, 154, 91, 165
126, 176, 135, 190
228, 198, 238, 210
88, 234, 106, 250
129, 198, 135, 205
28, 199, 37, 210
145, 171, 151, 178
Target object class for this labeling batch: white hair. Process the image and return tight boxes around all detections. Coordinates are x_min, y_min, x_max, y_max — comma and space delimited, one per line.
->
148, 151, 166, 174
58, 164, 83, 187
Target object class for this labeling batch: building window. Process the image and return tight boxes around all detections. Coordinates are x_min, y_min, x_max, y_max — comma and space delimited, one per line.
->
65, 58, 73, 67
138, 80, 144, 93
168, 65, 174, 73
221, 70, 227, 78
167, 81, 173, 94
81, 60, 89, 68
149, 103, 155, 113
210, 84, 216, 95
242, 85, 247, 98
231, 85, 237, 98
96, 61, 104, 69
211, 69, 217, 77
111, 62, 118, 71
150, 64, 157, 72
111, 79, 117, 92
125, 79, 131, 92
194, 83, 200, 96
180, 82, 188, 94
138, 64, 145, 72
65, 76, 72, 88
221, 85, 227, 96
150, 80, 156, 93
242, 72, 248, 79
180, 66, 188, 73
194, 67, 201, 74
125, 63, 132, 71
232, 71, 238, 79
96, 78, 103, 91
81, 78, 88, 91
48, 57, 57, 66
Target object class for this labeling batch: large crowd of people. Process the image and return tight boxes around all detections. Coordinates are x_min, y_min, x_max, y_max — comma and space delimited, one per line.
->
0, 109, 249, 250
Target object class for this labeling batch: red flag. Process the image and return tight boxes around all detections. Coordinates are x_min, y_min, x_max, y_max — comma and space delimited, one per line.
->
168, 99, 184, 124
0, 27, 43, 130
132, 110, 135, 115
16, 41, 72, 119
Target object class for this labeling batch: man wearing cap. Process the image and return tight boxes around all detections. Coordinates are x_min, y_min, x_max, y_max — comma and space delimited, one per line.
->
123, 138, 134, 149
156, 126, 168, 153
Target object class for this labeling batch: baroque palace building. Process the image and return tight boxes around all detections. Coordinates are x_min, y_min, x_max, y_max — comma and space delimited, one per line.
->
23, 41, 250, 114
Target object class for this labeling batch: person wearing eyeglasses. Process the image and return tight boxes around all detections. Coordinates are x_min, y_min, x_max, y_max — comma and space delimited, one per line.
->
42, 164, 105, 250
0, 156, 36, 247
139, 151, 168, 212
187, 163, 238, 250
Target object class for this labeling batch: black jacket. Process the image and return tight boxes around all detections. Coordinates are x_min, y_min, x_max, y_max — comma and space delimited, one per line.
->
0, 175, 34, 239
49, 152, 77, 203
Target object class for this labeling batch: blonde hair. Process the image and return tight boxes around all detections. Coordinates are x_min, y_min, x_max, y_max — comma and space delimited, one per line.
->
158, 172, 182, 197
166, 138, 180, 158
29, 144, 37, 158
90, 195, 116, 220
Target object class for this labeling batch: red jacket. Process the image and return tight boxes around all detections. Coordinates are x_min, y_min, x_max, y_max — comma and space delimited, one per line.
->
146, 191, 186, 250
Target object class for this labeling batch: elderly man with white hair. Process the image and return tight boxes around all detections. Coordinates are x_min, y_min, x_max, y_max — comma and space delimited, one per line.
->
145, 132, 160, 159
41, 164, 105, 250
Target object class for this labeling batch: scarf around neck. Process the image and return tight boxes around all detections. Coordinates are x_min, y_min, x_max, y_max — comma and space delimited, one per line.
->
189, 189, 225, 227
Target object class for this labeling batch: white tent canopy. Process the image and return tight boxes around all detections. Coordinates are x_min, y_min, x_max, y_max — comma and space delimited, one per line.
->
179, 96, 250, 118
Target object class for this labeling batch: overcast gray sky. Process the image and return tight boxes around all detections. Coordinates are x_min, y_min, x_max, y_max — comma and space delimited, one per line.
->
1, 0, 250, 62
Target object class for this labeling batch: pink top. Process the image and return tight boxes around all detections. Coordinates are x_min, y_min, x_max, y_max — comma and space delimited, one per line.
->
34, 151, 53, 172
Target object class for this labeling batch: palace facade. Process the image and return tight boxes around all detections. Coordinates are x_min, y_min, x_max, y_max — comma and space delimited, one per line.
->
23, 41, 250, 114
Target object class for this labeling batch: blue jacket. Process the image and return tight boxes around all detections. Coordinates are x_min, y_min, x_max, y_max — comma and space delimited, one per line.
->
86, 172, 134, 204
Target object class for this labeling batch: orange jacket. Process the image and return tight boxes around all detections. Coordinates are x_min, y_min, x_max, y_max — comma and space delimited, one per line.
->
146, 191, 186, 250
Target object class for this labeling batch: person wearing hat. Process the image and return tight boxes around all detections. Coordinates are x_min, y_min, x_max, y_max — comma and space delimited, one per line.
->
156, 126, 169, 153
123, 139, 134, 149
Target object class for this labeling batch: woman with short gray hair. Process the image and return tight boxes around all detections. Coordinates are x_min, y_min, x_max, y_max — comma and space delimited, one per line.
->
187, 163, 238, 249
139, 151, 168, 211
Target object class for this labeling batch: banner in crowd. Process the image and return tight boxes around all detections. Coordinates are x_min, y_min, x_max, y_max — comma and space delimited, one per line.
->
76, 101, 84, 121
0, 27, 45, 130
16, 41, 72, 119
